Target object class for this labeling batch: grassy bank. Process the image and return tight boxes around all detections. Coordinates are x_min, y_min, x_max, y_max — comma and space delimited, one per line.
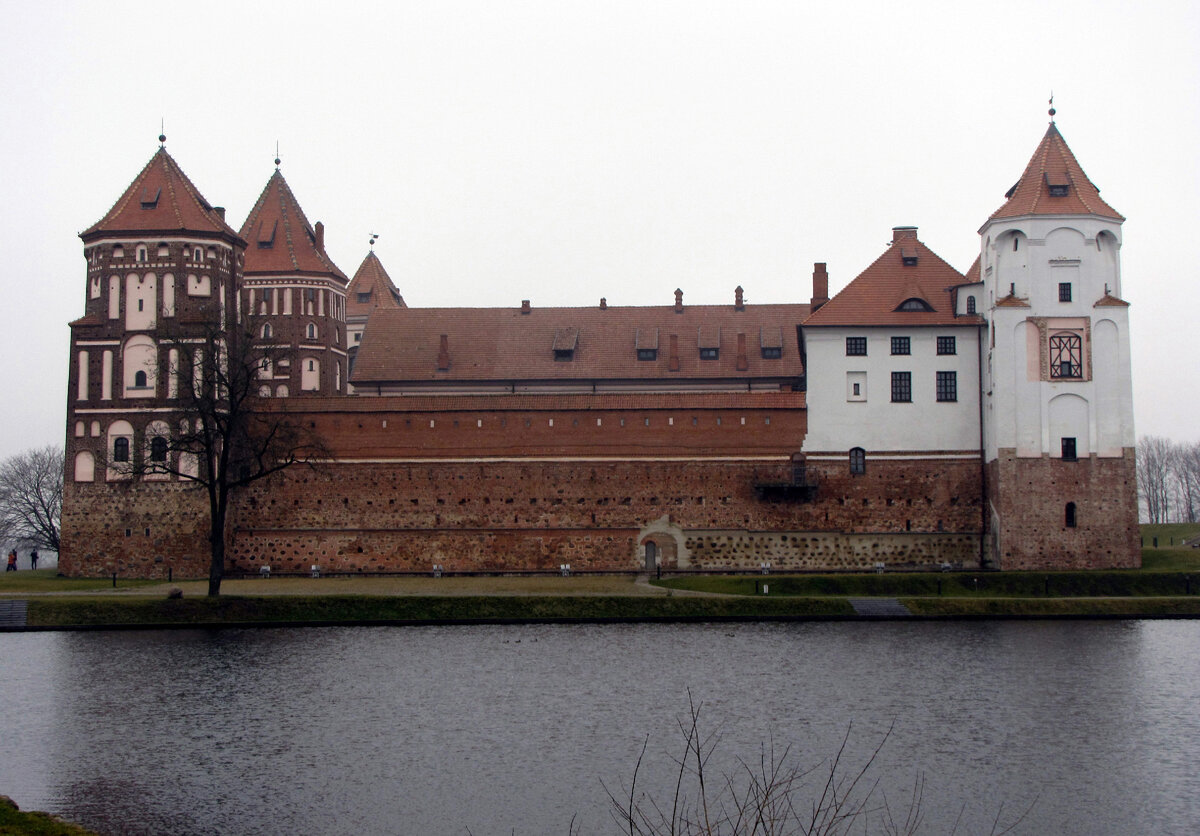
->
25, 594, 855, 628
655, 569, 1200, 598
0, 797, 98, 836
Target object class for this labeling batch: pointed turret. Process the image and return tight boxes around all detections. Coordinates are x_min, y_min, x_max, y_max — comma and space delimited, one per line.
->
239, 170, 348, 283
82, 147, 239, 241
978, 119, 1138, 570
237, 167, 349, 397
988, 123, 1123, 222
345, 250, 405, 359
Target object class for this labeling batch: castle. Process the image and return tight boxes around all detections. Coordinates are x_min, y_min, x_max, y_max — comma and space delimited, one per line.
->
59, 118, 1141, 577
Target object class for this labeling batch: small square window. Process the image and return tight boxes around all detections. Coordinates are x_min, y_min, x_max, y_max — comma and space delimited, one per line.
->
1061, 437, 1077, 461
936, 336, 956, 355
846, 337, 867, 356
1059, 283, 1072, 302
891, 337, 910, 355
357, 292, 371, 304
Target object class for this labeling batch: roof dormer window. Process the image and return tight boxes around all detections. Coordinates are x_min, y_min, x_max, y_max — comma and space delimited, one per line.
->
896, 298, 933, 312
257, 219, 278, 249
553, 327, 578, 362
900, 247, 918, 266
140, 187, 161, 209
357, 292, 371, 304
1045, 171, 1070, 197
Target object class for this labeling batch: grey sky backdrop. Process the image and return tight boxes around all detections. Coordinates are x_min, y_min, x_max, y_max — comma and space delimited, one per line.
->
1, 0, 1197, 460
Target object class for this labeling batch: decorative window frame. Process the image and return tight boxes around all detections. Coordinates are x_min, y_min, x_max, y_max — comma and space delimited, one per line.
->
1030, 317, 1091, 382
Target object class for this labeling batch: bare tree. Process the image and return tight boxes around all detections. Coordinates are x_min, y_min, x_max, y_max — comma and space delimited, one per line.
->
605, 693, 1031, 836
0, 445, 63, 554
1137, 436, 1173, 524
1169, 441, 1200, 524
110, 324, 327, 596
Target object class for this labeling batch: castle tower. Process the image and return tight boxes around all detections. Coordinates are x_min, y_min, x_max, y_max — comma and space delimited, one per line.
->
61, 143, 246, 575
979, 119, 1139, 568
238, 168, 349, 396
345, 249, 405, 385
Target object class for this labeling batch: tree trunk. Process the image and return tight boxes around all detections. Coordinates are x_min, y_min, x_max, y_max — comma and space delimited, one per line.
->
208, 506, 226, 597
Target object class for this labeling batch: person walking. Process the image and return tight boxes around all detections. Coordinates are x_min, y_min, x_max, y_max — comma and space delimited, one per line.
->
6, 550, 16, 572
30, 549, 39, 570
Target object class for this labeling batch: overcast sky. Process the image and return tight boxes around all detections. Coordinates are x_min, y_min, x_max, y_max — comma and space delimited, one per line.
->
1, 0, 1197, 460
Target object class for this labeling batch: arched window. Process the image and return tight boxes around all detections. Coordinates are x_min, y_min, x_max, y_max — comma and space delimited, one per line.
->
134, 370, 148, 387
113, 437, 130, 462
262, 323, 272, 339
150, 436, 168, 462
966, 295, 976, 315
849, 447, 866, 475
1065, 502, 1077, 528
306, 323, 317, 340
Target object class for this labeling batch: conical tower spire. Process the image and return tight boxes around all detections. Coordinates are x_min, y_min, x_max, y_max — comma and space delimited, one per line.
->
988, 123, 1123, 221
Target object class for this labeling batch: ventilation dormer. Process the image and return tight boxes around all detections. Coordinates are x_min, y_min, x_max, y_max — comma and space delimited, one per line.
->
1045, 171, 1070, 197
256, 219, 278, 249
140, 187, 161, 209
553, 327, 578, 361
900, 247, 918, 266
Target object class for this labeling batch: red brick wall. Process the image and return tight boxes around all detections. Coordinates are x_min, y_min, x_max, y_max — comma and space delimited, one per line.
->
986, 448, 1140, 569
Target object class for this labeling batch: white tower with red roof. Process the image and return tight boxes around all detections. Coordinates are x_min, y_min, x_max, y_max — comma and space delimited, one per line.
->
978, 116, 1139, 568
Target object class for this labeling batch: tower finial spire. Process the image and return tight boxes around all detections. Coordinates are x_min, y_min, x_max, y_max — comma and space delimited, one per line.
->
158, 118, 166, 147
274, 141, 281, 169
369, 232, 378, 250
1048, 92, 1056, 122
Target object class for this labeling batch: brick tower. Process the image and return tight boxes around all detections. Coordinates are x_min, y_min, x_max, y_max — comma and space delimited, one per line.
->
238, 165, 350, 396
978, 117, 1139, 568
61, 141, 247, 575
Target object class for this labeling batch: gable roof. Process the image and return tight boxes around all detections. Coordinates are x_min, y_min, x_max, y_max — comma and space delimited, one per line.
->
81, 147, 240, 241
239, 169, 348, 283
802, 229, 981, 328
346, 251, 406, 319
988, 123, 1123, 222
352, 302, 809, 385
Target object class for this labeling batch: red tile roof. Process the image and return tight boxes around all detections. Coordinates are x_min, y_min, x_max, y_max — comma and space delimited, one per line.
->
989, 123, 1123, 221
346, 251, 406, 320
239, 170, 348, 283
352, 302, 809, 385
81, 147, 240, 240
802, 230, 981, 327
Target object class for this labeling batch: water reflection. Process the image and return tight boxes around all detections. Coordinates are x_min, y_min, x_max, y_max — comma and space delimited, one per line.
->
1, 621, 1198, 835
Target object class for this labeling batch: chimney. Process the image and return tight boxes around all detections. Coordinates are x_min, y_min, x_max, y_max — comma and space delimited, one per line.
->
892, 226, 918, 243
213, 207, 226, 221
736, 333, 748, 371
669, 334, 680, 372
734, 286, 744, 311
315, 221, 325, 251
674, 288, 683, 313
437, 334, 450, 371
811, 263, 829, 312
599, 297, 607, 310
521, 299, 531, 314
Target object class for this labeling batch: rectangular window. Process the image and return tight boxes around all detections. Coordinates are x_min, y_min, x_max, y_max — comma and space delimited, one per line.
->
1059, 282, 1072, 302
891, 371, 912, 402
1061, 437, 1077, 461
761, 347, 782, 359
846, 337, 867, 356
357, 292, 371, 304
936, 371, 957, 402
891, 336, 910, 355
637, 348, 657, 361
699, 347, 719, 360
937, 336, 956, 355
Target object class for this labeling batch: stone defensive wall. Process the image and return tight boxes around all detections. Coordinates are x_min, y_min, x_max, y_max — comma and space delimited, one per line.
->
986, 448, 1141, 570
61, 392, 988, 577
